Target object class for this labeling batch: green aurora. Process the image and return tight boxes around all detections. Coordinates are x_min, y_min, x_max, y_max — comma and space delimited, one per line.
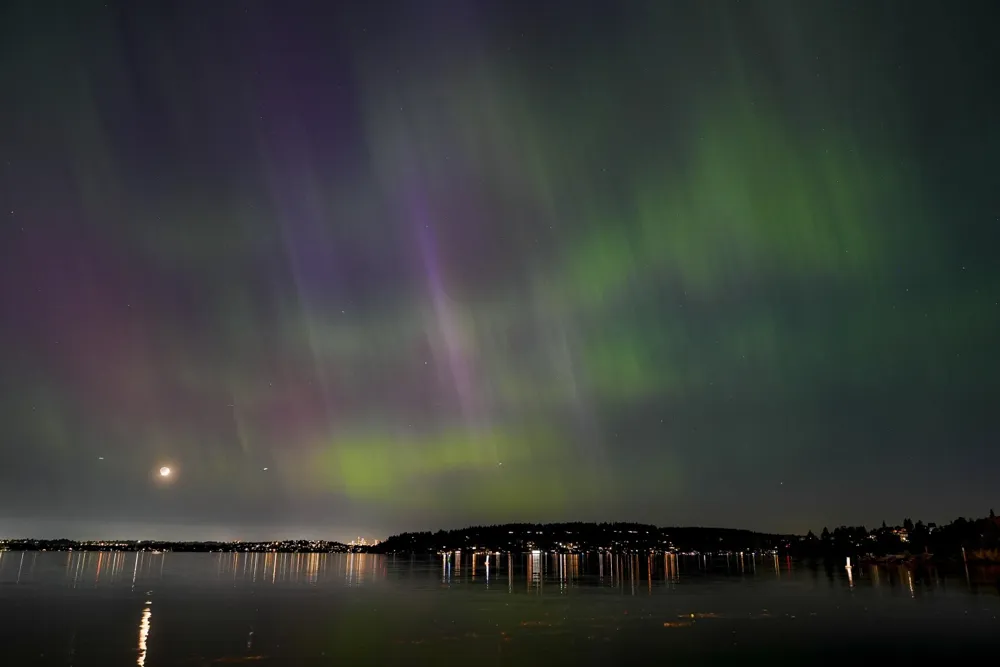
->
1, 0, 996, 540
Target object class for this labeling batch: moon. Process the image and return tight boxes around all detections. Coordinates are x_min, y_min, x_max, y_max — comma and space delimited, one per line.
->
159, 466, 171, 477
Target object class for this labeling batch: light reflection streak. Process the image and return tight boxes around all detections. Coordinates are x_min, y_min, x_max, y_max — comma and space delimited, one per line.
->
507, 553, 513, 593
647, 554, 652, 594
666, 553, 679, 583
528, 551, 542, 592
631, 553, 637, 596
137, 602, 151, 666
306, 553, 320, 583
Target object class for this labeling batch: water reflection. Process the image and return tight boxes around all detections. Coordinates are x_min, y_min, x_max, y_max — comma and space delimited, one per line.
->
507, 553, 513, 592
1, 550, 999, 598
207, 552, 391, 587
527, 551, 542, 591
136, 600, 151, 667
1, 550, 999, 666
306, 553, 320, 583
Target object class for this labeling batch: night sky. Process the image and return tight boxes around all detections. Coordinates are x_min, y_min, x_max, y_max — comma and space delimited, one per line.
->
1, 0, 998, 542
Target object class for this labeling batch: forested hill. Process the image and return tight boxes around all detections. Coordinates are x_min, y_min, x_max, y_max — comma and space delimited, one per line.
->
370, 522, 793, 554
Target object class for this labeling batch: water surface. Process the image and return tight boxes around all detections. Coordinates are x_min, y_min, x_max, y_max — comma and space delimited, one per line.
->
1, 550, 997, 665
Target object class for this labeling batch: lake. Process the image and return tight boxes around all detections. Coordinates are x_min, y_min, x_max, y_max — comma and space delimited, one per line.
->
1, 550, 997, 665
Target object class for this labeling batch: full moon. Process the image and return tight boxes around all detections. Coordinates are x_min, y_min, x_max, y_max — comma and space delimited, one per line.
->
159, 466, 171, 477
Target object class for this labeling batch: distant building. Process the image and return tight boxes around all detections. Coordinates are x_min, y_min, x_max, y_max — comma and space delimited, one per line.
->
347, 537, 381, 548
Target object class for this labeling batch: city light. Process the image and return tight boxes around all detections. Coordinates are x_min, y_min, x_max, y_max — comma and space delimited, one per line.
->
347, 537, 381, 548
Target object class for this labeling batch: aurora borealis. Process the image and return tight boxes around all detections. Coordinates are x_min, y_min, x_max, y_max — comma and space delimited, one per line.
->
1, 1, 997, 541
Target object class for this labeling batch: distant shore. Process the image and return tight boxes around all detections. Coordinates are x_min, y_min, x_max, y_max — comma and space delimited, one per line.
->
4, 513, 999, 562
